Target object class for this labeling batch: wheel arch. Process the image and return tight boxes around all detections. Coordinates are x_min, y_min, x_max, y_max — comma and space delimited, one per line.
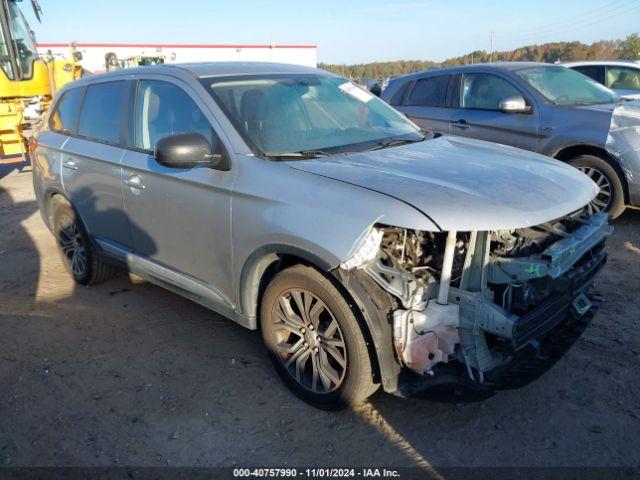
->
553, 144, 630, 204
43, 187, 71, 229
43, 189, 99, 248
240, 245, 399, 391
238, 244, 334, 327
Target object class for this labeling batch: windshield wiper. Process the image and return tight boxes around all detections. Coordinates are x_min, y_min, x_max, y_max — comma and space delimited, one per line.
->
263, 149, 336, 160
368, 135, 426, 152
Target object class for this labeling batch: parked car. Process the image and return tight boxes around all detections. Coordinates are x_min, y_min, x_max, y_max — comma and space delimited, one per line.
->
31, 62, 609, 410
564, 60, 640, 100
382, 62, 640, 218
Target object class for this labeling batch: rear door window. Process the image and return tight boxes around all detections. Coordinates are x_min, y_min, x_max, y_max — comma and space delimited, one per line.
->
461, 73, 522, 110
605, 66, 640, 91
406, 75, 449, 107
50, 87, 84, 133
77, 81, 128, 144
388, 81, 410, 106
572, 65, 605, 85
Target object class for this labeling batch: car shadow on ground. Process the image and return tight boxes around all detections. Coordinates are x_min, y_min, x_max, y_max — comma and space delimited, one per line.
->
1, 168, 639, 470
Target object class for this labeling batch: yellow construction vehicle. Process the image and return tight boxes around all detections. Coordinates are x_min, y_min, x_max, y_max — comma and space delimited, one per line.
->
0, 0, 82, 159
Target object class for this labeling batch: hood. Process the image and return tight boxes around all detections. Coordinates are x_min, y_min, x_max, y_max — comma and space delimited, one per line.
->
287, 136, 598, 231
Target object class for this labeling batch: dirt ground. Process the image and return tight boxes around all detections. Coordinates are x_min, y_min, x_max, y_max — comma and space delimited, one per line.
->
1, 161, 639, 470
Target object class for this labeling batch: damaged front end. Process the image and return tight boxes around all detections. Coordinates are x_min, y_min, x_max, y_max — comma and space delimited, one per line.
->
338, 211, 612, 398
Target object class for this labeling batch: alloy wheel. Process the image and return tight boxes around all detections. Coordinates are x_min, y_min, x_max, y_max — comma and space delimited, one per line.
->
271, 289, 347, 394
58, 214, 87, 277
579, 166, 612, 214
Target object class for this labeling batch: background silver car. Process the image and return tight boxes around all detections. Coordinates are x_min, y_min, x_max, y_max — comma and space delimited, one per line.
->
31, 63, 608, 409
565, 60, 640, 100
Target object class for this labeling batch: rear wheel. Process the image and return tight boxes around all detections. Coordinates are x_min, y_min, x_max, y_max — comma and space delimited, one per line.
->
567, 154, 626, 219
52, 197, 117, 285
260, 265, 377, 410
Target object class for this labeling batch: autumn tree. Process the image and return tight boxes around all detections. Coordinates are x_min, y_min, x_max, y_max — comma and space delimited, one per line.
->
320, 36, 636, 80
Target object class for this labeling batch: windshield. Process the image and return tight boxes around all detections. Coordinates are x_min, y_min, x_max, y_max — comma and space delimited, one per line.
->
7, 2, 38, 79
516, 66, 618, 106
201, 74, 423, 157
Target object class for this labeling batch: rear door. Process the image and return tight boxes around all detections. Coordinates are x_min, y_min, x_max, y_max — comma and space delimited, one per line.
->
447, 72, 539, 152
60, 80, 133, 248
120, 77, 236, 308
395, 75, 451, 134
34, 87, 84, 201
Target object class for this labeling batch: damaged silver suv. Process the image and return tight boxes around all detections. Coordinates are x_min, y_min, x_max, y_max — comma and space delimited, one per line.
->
31, 63, 611, 409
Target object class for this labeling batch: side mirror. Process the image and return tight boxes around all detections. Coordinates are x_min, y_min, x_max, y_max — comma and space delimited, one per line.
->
154, 132, 227, 170
499, 95, 531, 114
73, 51, 83, 62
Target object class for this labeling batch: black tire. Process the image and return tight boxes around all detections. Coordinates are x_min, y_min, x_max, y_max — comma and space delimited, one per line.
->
260, 264, 378, 410
51, 196, 117, 285
567, 154, 626, 219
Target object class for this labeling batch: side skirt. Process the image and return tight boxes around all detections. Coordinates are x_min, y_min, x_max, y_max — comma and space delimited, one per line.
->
94, 237, 239, 324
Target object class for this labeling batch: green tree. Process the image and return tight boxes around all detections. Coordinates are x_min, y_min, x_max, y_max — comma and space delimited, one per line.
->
618, 33, 640, 60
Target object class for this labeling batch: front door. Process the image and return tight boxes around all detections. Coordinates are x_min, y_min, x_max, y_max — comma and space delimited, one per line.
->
120, 78, 236, 307
448, 73, 539, 152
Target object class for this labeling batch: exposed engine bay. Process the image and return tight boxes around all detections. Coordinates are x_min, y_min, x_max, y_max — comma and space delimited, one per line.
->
341, 210, 612, 388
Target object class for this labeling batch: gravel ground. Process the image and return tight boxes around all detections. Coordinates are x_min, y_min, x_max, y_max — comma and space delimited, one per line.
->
1, 163, 639, 471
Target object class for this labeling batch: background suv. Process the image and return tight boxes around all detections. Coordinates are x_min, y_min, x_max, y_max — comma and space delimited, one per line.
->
32, 62, 607, 410
382, 62, 640, 218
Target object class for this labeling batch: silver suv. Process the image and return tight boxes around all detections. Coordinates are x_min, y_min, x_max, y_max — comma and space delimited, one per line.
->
32, 62, 610, 409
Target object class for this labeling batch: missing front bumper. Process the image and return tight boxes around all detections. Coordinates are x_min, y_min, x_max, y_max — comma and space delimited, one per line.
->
511, 248, 606, 350
394, 290, 603, 400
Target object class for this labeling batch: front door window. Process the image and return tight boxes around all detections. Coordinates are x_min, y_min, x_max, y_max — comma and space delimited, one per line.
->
135, 80, 220, 152
606, 67, 640, 91
461, 73, 523, 110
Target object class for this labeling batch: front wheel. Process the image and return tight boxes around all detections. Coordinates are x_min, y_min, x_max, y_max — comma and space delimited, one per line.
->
567, 154, 626, 219
260, 265, 378, 410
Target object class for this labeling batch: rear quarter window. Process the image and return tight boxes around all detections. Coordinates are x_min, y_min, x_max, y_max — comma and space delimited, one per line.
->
77, 81, 128, 144
49, 87, 84, 133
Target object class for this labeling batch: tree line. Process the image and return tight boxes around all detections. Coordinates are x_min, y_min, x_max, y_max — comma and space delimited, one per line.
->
320, 34, 640, 80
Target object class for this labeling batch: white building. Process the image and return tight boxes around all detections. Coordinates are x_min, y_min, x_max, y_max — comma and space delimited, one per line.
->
37, 42, 318, 73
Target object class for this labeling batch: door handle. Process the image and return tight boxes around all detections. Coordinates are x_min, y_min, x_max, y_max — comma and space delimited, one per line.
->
124, 175, 146, 190
452, 119, 470, 130
62, 158, 79, 170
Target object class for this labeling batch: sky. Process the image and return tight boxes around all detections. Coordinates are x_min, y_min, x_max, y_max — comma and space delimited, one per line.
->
21, 0, 640, 64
